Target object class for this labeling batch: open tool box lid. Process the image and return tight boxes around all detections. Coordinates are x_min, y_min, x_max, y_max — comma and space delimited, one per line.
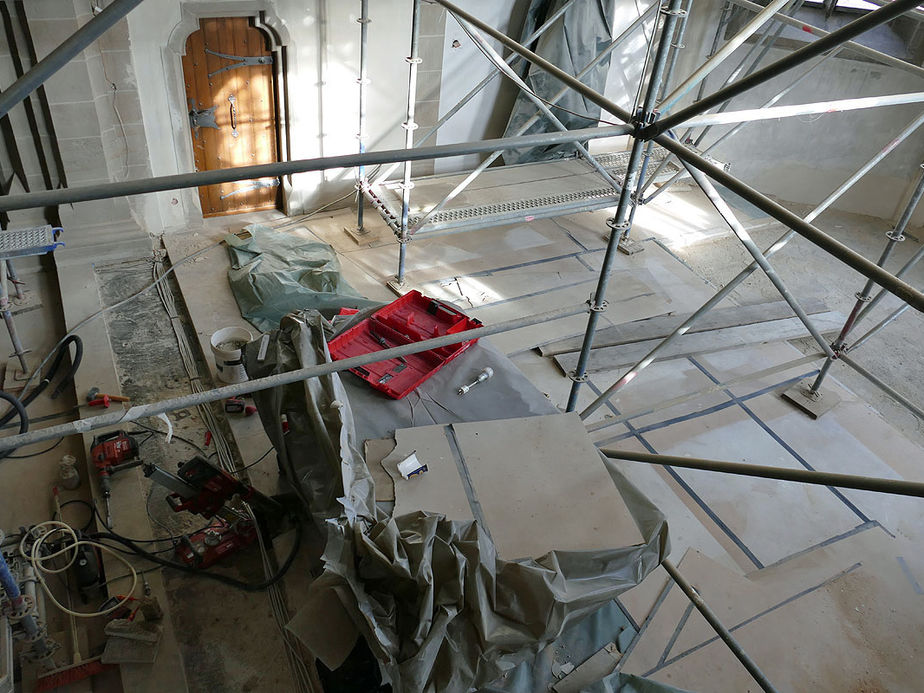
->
327, 290, 482, 399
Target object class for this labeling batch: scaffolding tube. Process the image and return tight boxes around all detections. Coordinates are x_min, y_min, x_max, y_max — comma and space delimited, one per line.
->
355, 0, 370, 233
0, 0, 148, 120
679, 91, 924, 128
565, 0, 686, 412
661, 559, 780, 693
0, 303, 588, 453
396, 0, 423, 286
725, 0, 924, 78
601, 449, 924, 498
658, 0, 792, 112
431, 0, 924, 314
653, 0, 922, 134
837, 353, 924, 420
0, 124, 632, 213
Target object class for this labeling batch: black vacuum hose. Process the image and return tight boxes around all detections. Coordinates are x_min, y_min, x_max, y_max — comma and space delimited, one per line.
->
0, 390, 28, 461
0, 335, 82, 429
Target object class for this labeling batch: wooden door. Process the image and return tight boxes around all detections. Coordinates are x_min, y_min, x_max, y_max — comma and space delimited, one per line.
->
182, 17, 280, 217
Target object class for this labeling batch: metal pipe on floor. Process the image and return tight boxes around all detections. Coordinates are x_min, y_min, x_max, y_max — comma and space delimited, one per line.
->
681, 91, 924, 128
660, 559, 780, 693
652, 0, 921, 135
580, 112, 924, 419
0, 124, 632, 213
431, 0, 924, 312
411, 17, 627, 235
565, 0, 685, 413
0, 0, 148, 120
836, 353, 924, 420
658, 0, 792, 113
725, 0, 924, 78
0, 303, 589, 453
355, 0, 370, 233
601, 449, 924, 498
370, 0, 584, 188
396, 0, 423, 287
809, 163, 924, 394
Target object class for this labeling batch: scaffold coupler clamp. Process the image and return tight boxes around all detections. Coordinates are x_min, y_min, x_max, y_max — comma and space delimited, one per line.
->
660, 4, 687, 16
568, 370, 588, 384
607, 218, 631, 238
854, 291, 872, 303
886, 229, 905, 243
586, 293, 608, 313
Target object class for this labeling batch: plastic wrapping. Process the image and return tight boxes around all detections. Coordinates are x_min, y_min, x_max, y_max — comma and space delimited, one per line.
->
502, 0, 617, 165
225, 223, 379, 332
245, 311, 669, 693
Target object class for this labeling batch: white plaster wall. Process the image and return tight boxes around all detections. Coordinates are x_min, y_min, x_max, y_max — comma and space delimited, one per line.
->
127, 0, 411, 233
666, 0, 924, 227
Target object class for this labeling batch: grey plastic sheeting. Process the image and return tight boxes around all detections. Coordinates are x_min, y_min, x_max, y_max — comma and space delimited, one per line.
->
580, 672, 691, 692
225, 223, 379, 332
245, 311, 669, 693
502, 0, 617, 165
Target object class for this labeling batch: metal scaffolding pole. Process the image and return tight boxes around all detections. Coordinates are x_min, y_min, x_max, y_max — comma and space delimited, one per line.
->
355, 0, 370, 234
847, 303, 910, 352
580, 113, 924, 419
0, 0, 148, 119
809, 163, 924, 394
565, 0, 685, 413
854, 242, 924, 329
369, 0, 583, 188
430, 0, 924, 312
408, 10, 652, 235
725, 0, 924, 78
395, 0, 423, 287
626, 0, 694, 232
837, 353, 924, 420
601, 449, 924, 498
661, 559, 779, 693
680, 91, 924, 128
642, 51, 837, 204
658, 0, 792, 112
680, 159, 836, 357
0, 303, 588, 453
0, 124, 632, 213
652, 0, 921, 135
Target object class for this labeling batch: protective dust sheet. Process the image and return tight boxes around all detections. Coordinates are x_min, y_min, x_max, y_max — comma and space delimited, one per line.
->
225, 223, 379, 331
502, 0, 617, 165
245, 311, 668, 693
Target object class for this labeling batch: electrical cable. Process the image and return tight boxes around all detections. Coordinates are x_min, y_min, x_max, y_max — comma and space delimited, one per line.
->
129, 421, 205, 455
4, 437, 63, 459
94, 515, 302, 592
0, 390, 28, 461
20, 520, 138, 618
58, 499, 96, 533
231, 447, 275, 475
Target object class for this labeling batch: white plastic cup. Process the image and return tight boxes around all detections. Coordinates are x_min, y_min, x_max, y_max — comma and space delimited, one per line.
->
210, 326, 253, 384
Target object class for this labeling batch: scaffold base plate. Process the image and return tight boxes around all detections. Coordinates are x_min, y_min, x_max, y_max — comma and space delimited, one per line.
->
781, 378, 841, 419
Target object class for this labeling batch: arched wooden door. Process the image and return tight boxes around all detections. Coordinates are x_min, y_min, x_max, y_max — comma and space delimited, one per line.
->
182, 17, 280, 217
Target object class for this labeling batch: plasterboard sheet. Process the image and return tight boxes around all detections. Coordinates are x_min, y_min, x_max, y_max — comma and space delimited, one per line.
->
451, 413, 644, 559
381, 424, 474, 523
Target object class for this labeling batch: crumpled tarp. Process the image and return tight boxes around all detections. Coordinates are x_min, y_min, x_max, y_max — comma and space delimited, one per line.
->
582, 672, 691, 692
245, 311, 669, 693
502, 0, 617, 165
226, 223, 379, 332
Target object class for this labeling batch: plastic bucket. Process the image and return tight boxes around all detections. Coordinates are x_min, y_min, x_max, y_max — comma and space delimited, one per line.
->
209, 326, 253, 384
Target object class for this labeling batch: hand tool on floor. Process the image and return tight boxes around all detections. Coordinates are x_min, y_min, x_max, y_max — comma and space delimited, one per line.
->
143, 455, 283, 568
86, 387, 130, 403
458, 367, 494, 395
224, 397, 246, 413
90, 431, 142, 527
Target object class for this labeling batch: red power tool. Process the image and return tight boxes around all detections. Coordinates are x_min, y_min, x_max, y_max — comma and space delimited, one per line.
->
144, 455, 282, 568
90, 431, 142, 527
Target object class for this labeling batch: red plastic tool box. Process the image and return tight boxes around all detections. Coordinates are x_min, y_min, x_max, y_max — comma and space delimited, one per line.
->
327, 290, 483, 399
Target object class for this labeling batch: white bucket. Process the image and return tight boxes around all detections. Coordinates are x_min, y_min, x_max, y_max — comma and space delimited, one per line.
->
210, 326, 253, 384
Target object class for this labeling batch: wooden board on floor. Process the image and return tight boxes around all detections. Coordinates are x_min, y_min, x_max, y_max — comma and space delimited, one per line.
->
539, 299, 829, 356
552, 311, 845, 376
